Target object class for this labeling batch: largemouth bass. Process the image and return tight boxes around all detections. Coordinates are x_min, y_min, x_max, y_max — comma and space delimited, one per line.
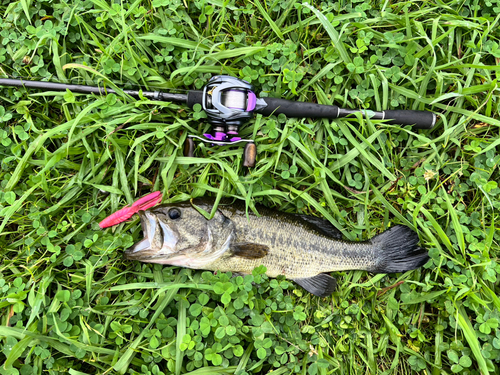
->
124, 200, 429, 297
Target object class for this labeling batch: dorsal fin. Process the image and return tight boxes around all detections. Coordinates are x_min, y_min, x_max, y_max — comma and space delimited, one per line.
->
293, 214, 343, 240
230, 243, 269, 259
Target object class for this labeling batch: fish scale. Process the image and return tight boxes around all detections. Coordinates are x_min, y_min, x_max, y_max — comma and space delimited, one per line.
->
208, 208, 377, 279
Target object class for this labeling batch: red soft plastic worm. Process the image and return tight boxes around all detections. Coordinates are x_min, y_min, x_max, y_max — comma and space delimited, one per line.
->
99, 191, 163, 229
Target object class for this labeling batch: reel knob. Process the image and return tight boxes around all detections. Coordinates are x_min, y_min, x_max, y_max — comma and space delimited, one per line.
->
184, 138, 195, 157
243, 142, 257, 167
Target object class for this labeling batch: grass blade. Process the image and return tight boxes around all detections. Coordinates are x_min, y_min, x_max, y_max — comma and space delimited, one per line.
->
441, 187, 465, 257
457, 305, 490, 375
303, 2, 360, 84
113, 273, 183, 373
253, 0, 284, 41
176, 290, 187, 375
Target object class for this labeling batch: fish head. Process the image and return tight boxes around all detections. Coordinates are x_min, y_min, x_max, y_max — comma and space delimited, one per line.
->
124, 201, 235, 267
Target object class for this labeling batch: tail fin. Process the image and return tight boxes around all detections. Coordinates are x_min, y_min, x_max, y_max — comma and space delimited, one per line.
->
371, 225, 429, 273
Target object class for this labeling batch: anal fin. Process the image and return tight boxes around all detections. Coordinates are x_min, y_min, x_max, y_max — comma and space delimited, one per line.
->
231, 243, 269, 259
293, 274, 337, 297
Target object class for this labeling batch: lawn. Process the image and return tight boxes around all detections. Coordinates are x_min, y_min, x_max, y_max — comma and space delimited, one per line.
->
0, 0, 499, 374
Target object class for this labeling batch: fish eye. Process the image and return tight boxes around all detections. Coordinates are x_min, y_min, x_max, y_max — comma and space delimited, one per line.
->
168, 208, 181, 220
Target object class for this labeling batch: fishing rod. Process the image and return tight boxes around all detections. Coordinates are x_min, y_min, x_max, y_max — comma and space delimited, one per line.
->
0, 75, 437, 167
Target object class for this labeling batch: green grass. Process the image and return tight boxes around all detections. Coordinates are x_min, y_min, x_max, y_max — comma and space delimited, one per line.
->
1, 0, 499, 374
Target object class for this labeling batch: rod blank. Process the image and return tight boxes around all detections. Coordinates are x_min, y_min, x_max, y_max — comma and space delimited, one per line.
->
0, 78, 188, 103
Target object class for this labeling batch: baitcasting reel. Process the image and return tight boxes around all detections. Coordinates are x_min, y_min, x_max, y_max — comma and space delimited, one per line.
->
183, 75, 267, 167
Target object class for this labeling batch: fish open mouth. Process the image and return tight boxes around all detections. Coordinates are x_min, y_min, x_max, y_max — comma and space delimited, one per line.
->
124, 211, 178, 262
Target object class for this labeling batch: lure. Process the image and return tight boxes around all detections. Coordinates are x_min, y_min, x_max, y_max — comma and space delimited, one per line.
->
99, 191, 163, 229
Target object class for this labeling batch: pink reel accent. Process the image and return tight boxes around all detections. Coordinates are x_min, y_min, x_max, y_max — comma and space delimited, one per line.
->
99, 191, 163, 229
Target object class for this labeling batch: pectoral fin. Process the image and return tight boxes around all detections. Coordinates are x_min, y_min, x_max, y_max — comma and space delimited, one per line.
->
293, 274, 337, 297
231, 243, 269, 259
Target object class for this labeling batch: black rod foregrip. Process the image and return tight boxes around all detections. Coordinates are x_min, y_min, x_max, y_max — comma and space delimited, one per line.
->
186, 90, 204, 108
256, 97, 341, 118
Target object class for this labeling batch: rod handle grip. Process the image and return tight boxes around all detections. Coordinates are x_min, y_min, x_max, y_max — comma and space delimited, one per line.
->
384, 110, 437, 129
